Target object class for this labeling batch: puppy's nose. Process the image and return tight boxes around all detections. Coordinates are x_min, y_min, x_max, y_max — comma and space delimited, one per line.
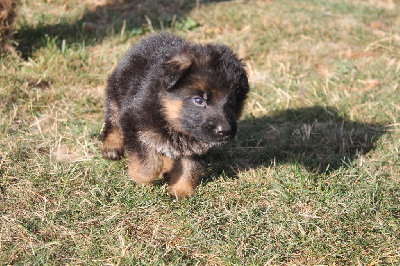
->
215, 124, 231, 137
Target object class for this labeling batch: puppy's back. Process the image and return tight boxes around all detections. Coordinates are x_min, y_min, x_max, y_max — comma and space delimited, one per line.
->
128, 33, 186, 61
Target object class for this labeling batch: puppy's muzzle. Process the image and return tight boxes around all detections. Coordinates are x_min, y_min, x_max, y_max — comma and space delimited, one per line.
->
215, 124, 231, 137
203, 119, 235, 141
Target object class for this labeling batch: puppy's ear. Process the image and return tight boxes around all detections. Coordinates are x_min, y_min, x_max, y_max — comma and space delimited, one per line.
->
164, 52, 192, 90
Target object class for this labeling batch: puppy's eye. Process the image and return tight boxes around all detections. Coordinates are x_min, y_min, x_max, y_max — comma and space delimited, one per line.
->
192, 96, 205, 106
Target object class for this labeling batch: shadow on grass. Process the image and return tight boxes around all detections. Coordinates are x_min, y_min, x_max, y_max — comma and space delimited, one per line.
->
207, 105, 387, 178
14, 0, 229, 58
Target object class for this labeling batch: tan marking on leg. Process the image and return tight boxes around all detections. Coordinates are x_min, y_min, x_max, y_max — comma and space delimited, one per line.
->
161, 155, 175, 174
167, 157, 201, 199
161, 98, 183, 131
127, 150, 163, 185
102, 128, 124, 160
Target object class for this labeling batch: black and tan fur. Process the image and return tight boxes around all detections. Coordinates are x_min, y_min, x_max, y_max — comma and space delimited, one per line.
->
101, 33, 249, 198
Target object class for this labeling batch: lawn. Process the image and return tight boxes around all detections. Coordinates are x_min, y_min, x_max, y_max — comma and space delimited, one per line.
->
1, 0, 399, 264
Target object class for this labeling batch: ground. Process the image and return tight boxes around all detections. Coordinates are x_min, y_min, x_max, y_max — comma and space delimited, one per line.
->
1, 0, 399, 264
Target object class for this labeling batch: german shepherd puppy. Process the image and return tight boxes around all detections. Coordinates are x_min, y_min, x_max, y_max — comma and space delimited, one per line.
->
101, 33, 249, 198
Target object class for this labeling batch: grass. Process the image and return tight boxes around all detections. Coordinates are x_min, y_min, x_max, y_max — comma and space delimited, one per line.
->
1, 0, 400, 264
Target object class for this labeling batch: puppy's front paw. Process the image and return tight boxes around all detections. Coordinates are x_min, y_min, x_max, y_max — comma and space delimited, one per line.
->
102, 129, 124, 160
102, 147, 124, 160
168, 181, 195, 199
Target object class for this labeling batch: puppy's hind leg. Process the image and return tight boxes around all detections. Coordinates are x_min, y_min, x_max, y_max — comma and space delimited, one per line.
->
101, 100, 124, 160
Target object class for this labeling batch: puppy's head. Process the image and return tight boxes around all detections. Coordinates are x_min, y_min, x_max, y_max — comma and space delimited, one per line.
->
161, 44, 249, 144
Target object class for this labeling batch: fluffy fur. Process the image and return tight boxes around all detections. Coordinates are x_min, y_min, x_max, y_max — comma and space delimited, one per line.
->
101, 33, 249, 198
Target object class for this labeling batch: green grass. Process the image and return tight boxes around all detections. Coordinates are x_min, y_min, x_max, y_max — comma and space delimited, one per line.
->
1, 0, 400, 264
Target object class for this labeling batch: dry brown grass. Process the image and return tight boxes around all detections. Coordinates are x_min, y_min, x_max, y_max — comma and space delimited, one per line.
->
1, 0, 399, 264
0, 0, 16, 52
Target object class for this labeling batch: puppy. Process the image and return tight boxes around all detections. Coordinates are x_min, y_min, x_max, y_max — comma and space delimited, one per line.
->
101, 33, 249, 198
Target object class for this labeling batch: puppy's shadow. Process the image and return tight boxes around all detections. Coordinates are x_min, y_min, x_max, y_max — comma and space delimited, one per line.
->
205, 106, 387, 181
